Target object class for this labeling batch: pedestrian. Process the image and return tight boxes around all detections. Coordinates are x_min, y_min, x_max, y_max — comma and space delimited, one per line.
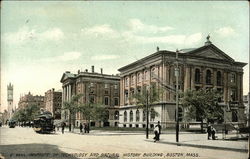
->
84, 123, 87, 133
86, 123, 90, 133
153, 125, 159, 142
61, 122, 66, 134
211, 127, 216, 140
207, 123, 212, 140
80, 123, 83, 133
156, 121, 162, 140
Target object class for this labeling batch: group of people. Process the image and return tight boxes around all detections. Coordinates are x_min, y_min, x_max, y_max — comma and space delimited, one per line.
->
59, 122, 90, 134
207, 124, 216, 140
79, 123, 90, 134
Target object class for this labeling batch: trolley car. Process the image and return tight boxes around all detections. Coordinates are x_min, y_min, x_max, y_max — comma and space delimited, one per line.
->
33, 111, 55, 133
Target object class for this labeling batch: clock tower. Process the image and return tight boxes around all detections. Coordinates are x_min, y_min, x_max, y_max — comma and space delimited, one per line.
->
7, 83, 13, 119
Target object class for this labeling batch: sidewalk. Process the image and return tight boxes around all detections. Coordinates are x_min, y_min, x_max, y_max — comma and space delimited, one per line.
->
61, 128, 248, 153
146, 133, 248, 153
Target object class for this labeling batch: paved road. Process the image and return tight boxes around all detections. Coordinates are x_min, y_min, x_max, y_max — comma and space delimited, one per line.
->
0, 126, 248, 159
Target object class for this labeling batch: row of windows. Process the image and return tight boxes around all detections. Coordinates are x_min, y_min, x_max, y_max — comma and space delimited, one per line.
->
195, 69, 236, 85
89, 83, 118, 89
123, 110, 155, 122
88, 96, 119, 106
125, 68, 157, 87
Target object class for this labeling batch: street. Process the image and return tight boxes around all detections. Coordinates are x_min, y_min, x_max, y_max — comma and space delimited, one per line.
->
0, 126, 248, 159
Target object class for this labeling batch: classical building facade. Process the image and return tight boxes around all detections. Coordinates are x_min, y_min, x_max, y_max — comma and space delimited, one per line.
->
118, 38, 247, 128
44, 88, 62, 120
60, 66, 120, 127
18, 92, 45, 109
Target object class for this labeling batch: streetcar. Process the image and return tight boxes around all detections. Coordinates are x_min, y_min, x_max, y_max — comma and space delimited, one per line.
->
33, 111, 55, 133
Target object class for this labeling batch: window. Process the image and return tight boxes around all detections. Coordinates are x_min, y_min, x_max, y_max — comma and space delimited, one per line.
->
124, 111, 127, 122
131, 75, 134, 85
230, 89, 237, 101
125, 90, 128, 104
90, 83, 94, 87
231, 73, 236, 83
232, 110, 238, 122
114, 97, 119, 106
105, 84, 108, 89
89, 95, 95, 104
130, 110, 133, 122
125, 78, 129, 87
136, 110, 140, 122
104, 97, 109, 105
206, 70, 212, 84
137, 73, 141, 83
195, 69, 201, 84
114, 84, 118, 89
114, 111, 119, 120
217, 71, 222, 86
145, 71, 148, 81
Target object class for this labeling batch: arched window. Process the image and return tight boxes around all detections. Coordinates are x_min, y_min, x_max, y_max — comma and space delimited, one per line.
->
124, 111, 127, 122
217, 71, 222, 86
195, 69, 201, 84
136, 110, 140, 122
137, 73, 141, 83
206, 70, 212, 84
114, 111, 119, 120
130, 110, 133, 122
143, 110, 146, 121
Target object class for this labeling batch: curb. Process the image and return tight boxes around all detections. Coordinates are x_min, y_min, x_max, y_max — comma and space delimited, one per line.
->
145, 140, 248, 153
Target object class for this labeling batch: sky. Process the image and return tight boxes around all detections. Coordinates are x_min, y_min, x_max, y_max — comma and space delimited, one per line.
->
1, 1, 249, 112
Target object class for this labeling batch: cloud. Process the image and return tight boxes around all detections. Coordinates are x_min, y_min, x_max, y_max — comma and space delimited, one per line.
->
215, 27, 236, 37
91, 54, 119, 61
122, 32, 202, 46
81, 24, 119, 38
128, 18, 174, 34
44, 51, 82, 62
2, 26, 64, 45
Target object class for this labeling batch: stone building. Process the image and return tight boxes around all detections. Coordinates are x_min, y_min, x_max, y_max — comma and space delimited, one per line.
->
60, 66, 120, 127
118, 37, 247, 128
18, 92, 45, 109
44, 88, 62, 120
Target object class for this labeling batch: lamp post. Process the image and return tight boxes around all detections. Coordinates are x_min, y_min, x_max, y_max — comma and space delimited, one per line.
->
175, 49, 179, 142
146, 86, 149, 139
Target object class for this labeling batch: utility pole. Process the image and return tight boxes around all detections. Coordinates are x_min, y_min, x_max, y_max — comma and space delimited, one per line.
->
146, 87, 149, 139
175, 49, 179, 142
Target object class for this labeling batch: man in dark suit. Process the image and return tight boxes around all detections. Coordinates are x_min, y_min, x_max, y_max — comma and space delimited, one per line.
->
156, 121, 162, 141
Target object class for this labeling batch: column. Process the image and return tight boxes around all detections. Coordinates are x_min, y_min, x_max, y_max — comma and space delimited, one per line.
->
69, 84, 72, 101
223, 72, 228, 103
184, 66, 190, 91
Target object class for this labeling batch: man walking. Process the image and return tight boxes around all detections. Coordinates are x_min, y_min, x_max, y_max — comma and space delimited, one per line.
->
207, 123, 212, 140
156, 121, 162, 140
61, 122, 66, 134
79, 123, 83, 134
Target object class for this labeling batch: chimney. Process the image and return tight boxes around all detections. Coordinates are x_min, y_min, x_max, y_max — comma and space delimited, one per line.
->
157, 46, 159, 52
85, 69, 88, 72
78, 70, 80, 74
101, 68, 103, 74
91, 65, 94, 73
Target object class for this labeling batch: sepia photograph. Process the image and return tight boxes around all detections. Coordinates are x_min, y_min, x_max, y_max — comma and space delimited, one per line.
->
0, 1, 249, 159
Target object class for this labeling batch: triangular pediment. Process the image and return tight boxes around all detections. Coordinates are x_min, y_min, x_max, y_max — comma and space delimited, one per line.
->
187, 44, 234, 62
60, 72, 75, 82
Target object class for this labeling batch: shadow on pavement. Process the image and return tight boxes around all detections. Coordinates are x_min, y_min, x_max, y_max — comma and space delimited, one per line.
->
0, 144, 80, 159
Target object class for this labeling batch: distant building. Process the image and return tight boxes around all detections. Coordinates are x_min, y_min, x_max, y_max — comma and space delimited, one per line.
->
7, 83, 14, 119
118, 37, 247, 128
243, 93, 249, 126
60, 66, 120, 127
18, 92, 45, 109
44, 88, 62, 120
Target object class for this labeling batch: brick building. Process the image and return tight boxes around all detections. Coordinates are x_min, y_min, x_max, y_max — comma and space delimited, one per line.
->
44, 88, 62, 120
60, 66, 120, 127
118, 37, 247, 128
18, 92, 45, 109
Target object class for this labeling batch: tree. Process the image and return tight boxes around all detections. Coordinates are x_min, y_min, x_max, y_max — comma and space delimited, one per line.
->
181, 89, 223, 132
131, 83, 160, 139
63, 94, 82, 132
77, 102, 109, 129
12, 104, 40, 124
